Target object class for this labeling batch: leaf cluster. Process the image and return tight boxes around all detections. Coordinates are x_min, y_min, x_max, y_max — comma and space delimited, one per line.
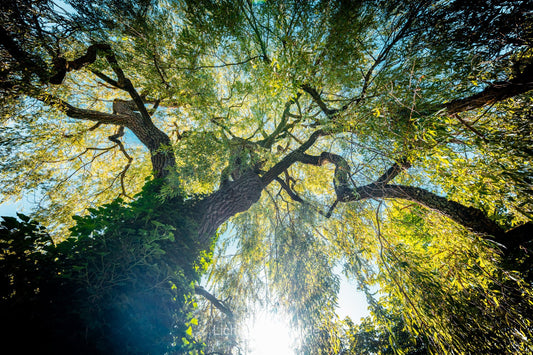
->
0, 180, 209, 354
370, 204, 533, 354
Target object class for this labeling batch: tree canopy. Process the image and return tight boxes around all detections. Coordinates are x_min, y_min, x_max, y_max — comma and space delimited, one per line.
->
1, 0, 533, 353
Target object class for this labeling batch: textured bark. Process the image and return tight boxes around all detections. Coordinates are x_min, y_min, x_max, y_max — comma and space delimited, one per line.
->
197, 170, 263, 246
112, 100, 175, 178
446, 81, 533, 114
40, 94, 130, 125
445, 62, 533, 115
129, 119, 174, 179
355, 183, 506, 239
40, 94, 175, 178
503, 222, 533, 252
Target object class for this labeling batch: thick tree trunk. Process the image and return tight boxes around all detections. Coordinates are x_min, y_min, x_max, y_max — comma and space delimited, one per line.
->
196, 170, 263, 246
120, 111, 175, 178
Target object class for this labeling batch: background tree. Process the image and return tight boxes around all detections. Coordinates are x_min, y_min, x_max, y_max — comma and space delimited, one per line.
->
1, 0, 533, 353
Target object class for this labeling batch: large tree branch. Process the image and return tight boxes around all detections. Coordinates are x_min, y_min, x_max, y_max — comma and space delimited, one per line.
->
354, 183, 505, 238
44, 43, 176, 178
301, 85, 338, 117
303, 151, 505, 238
49, 43, 113, 84
260, 130, 326, 185
37, 92, 173, 178
375, 158, 412, 185
296, 153, 508, 241
445, 62, 533, 115
103, 54, 154, 125
51, 43, 155, 127
38, 93, 131, 125
261, 139, 508, 241
0, 33, 175, 177
194, 285, 234, 321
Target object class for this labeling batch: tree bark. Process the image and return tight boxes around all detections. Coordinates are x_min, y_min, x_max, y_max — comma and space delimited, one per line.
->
259, 138, 515, 246
39, 94, 175, 178
9, 39, 533, 249
196, 170, 263, 246
445, 63, 533, 114
355, 183, 506, 240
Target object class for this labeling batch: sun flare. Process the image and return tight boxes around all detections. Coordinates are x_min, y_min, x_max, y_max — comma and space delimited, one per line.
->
244, 311, 295, 355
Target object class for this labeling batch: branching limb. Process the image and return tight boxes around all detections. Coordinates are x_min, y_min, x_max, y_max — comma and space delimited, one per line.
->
47, 43, 175, 177
298, 151, 504, 238
274, 176, 329, 217
445, 62, 533, 114
295, 151, 504, 238
259, 93, 301, 149
296, 152, 354, 200
263, 139, 508, 240
260, 129, 326, 185
375, 158, 411, 185
194, 285, 234, 321
354, 183, 505, 239
50, 43, 113, 84
102, 53, 153, 125
37, 93, 130, 125
300, 84, 338, 117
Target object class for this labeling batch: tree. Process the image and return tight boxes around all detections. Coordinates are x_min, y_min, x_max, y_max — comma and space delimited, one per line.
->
1, 0, 532, 353
341, 311, 429, 354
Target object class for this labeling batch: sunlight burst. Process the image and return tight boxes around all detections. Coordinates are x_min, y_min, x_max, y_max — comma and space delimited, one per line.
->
244, 311, 295, 355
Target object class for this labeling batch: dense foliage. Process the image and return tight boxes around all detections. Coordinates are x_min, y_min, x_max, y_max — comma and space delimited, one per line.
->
1, 0, 533, 354
1, 181, 209, 354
